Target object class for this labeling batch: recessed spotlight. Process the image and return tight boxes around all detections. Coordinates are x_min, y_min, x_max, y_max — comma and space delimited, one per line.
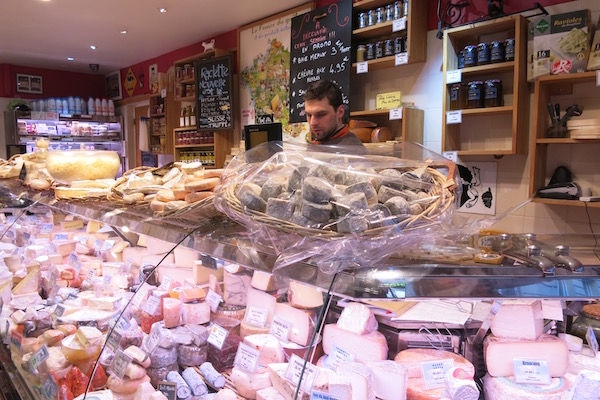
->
120, 30, 127, 34
90, 45, 96, 50
67, 57, 74, 61
158, 8, 167, 13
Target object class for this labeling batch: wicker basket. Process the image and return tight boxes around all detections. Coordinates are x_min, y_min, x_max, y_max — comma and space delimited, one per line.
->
220, 165, 456, 240
156, 194, 221, 223
107, 165, 168, 204
0, 154, 24, 179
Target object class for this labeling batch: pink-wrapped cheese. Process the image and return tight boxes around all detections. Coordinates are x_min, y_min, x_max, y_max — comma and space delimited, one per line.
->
162, 298, 182, 328
181, 302, 210, 325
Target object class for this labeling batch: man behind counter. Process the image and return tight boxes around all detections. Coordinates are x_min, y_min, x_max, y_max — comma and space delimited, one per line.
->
304, 80, 364, 146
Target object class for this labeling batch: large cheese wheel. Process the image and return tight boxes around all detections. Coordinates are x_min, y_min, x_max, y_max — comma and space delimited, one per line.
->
108, 375, 151, 394
483, 374, 571, 400
406, 376, 448, 400
394, 348, 475, 379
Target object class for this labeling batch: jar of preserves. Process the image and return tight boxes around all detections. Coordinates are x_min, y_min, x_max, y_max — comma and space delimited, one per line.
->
394, 37, 403, 54
357, 45, 366, 62
477, 42, 490, 65
457, 50, 465, 69
385, 5, 393, 21
490, 40, 505, 63
393, 1, 404, 19
505, 38, 515, 61
184, 64, 193, 79
449, 83, 467, 110
358, 12, 367, 29
376, 7, 385, 24
367, 9, 377, 26
366, 43, 375, 60
467, 81, 484, 109
175, 84, 184, 99
463, 45, 477, 67
176, 67, 184, 81
484, 79, 503, 107
384, 39, 394, 57
375, 41, 383, 58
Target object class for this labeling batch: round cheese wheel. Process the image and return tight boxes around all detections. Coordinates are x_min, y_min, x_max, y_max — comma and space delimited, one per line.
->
371, 127, 393, 142
185, 191, 213, 203
184, 177, 219, 192
483, 374, 571, 400
406, 376, 448, 400
394, 348, 475, 379
107, 375, 151, 394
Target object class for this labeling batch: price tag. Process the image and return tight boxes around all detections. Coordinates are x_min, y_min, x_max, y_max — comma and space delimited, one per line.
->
109, 349, 133, 380
145, 326, 161, 353
285, 354, 320, 393
207, 323, 229, 350
103, 275, 113, 286
395, 52, 408, 66
201, 254, 218, 270
206, 289, 223, 313
68, 252, 82, 271
161, 88, 167, 98
94, 239, 103, 252
131, 288, 147, 309
328, 345, 354, 369
54, 304, 66, 318
389, 107, 403, 120
101, 239, 116, 252
49, 271, 57, 287
10, 330, 22, 349
446, 69, 462, 84
245, 306, 268, 328
157, 381, 177, 400
311, 391, 340, 400
29, 344, 50, 371
79, 320, 97, 328
270, 317, 291, 342
74, 235, 87, 244
587, 326, 599, 355
514, 358, 551, 385
86, 269, 96, 282
392, 17, 406, 32
111, 316, 131, 332
356, 61, 368, 74
143, 295, 161, 315
233, 342, 260, 373
41, 374, 59, 399
160, 276, 172, 291
106, 330, 123, 352
446, 110, 462, 124
27, 215, 39, 223
421, 359, 454, 389
47, 285, 60, 302
54, 233, 68, 241
442, 151, 458, 163
40, 223, 54, 234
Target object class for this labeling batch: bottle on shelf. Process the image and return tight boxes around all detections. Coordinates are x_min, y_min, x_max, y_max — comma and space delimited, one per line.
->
108, 99, 115, 116
184, 106, 191, 127
179, 107, 185, 127
88, 97, 95, 116
101, 99, 109, 116
190, 106, 196, 127
95, 98, 102, 116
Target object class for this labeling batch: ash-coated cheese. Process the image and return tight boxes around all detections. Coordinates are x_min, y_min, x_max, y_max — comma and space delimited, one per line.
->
484, 334, 568, 377
266, 198, 295, 221
301, 200, 332, 223
384, 196, 411, 215
307, 164, 343, 184
261, 177, 287, 201
483, 374, 571, 400
490, 300, 544, 340
146, 362, 178, 387
181, 366, 209, 396
177, 343, 208, 366
166, 370, 192, 399
224, 269, 252, 306
149, 345, 178, 368
302, 177, 334, 204
323, 323, 388, 363
288, 166, 309, 191
335, 192, 369, 216
337, 215, 369, 233
337, 302, 378, 335
238, 183, 267, 212
345, 181, 377, 205
231, 366, 272, 399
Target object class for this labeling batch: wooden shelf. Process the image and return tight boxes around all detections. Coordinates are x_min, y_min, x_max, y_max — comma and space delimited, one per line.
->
175, 78, 194, 85
350, 109, 393, 117
175, 144, 214, 149
457, 149, 515, 156
450, 61, 515, 78
174, 127, 198, 132
176, 96, 196, 102
536, 138, 600, 144
352, 54, 418, 71
352, 0, 393, 11
531, 197, 600, 208
353, 21, 402, 40
459, 105, 513, 116
149, 113, 165, 118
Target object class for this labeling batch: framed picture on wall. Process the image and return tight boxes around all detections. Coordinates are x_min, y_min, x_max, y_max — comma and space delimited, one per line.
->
29, 75, 43, 94
106, 70, 122, 100
16, 74, 31, 93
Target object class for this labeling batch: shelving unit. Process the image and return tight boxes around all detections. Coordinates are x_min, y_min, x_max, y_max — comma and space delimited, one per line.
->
349, 107, 423, 143
529, 71, 600, 204
441, 15, 528, 155
351, 0, 427, 71
148, 87, 178, 155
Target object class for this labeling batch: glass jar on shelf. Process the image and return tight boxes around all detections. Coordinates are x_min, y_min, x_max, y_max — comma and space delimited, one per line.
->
484, 79, 503, 107
467, 81, 484, 109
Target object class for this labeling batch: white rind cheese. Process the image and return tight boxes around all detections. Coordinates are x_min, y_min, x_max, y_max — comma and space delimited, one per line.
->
323, 323, 388, 363
490, 300, 544, 340
483, 374, 571, 400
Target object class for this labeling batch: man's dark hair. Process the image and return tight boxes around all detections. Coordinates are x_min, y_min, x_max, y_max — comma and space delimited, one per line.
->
304, 80, 343, 109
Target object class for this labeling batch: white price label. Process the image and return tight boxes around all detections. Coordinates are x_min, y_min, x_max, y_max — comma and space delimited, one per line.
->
131, 288, 147, 309
206, 289, 223, 313
47, 285, 60, 301
389, 107, 403, 120
106, 329, 123, 352
587, 326, 599, 355
86, 269, 96, 282
395, 52, 408, 65
159, 276, 172, 291
311, 391, 340, 400
68, 252, 82, 271
245, 306, 268, 328
29, 344, 50, 371
54, 233, 68, 240
446, 110, 462, 124
446, 69, 462, 84
356, 61, 368, 74
41, 374, 58, 399
74, 235, 87, 244
161, 89, 167, 98
285, 354, 320, 393
328, 345, 354, 369
110, 349, 133, 380
207, 324, 229, 350
421, 359, 454, 389
54, 304, 66, 318
111, 316, 131, 332
143, 295, 161, 315
392, 17, 406, 32
27, 216, 39, 223
94, 239, 103, 251
514, 358, 550, 385
145, 327, 161, 353
442, 151, 458, 163
103, 275, 113, 286
270, 317, 291, 342
40, 223, 54, 234
234, 342, 260, 373
101, 239, 116, 252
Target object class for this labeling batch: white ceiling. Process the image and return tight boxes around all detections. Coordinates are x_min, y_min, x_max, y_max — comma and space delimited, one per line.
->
0, 0, 309, 75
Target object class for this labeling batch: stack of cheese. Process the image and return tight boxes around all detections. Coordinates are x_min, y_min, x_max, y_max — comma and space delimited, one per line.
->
483, 300, 571, 399
241, 271, 278, 338
107, 345, 152, 397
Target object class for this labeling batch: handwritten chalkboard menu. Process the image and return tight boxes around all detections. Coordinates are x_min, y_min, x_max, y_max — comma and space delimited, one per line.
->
288, 0, 352, 124
195, 55, 233, 130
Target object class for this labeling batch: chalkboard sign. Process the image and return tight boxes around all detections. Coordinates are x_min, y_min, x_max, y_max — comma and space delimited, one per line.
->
288, 0, 352, 123
195, 55, 233, 130
157, 381, 177, 400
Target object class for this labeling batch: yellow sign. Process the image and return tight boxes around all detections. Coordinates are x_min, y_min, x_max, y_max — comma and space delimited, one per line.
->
376, 91, 402, 110
124, 68, 137, 97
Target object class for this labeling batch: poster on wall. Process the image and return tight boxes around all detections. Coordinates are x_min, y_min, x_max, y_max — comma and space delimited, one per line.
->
457, 162, 497, 216
289, 0, 352, 124
238, 3, 314, 143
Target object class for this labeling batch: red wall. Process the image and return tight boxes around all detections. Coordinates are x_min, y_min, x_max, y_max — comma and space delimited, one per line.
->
0, 0, 576, 100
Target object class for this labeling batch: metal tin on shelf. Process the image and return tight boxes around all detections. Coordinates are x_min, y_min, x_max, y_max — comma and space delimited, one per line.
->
366, 43, 375, 60
375, 41, 384, 58
450, 83, 467, 110
376, 7, 385, 24
393, 1, 404, 19
385, 4, 394, 21
368, 9, 377, 26
457, 50, 465, 69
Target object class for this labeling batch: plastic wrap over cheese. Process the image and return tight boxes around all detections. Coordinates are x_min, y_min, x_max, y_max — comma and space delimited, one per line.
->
214, 141, 460, 273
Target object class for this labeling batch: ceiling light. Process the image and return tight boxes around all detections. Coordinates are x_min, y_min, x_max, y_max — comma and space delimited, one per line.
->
158, 8, 167, 13
90, 45, 96, 50
67, 57, 74, 61
120, 30, 127, 34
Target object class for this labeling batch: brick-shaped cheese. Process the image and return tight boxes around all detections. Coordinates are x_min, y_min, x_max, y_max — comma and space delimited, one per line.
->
336, 302, 378, 335
490, 300, 544, 340
273, 303, 315, 346
244, 334, 285, 369
224, 270, 252, 306
322, 324, 387, 363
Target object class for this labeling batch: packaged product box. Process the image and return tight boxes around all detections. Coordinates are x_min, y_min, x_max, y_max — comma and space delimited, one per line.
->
533, 9, 591, 75
587, 28, 600, 70
528, 16, 546, 81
